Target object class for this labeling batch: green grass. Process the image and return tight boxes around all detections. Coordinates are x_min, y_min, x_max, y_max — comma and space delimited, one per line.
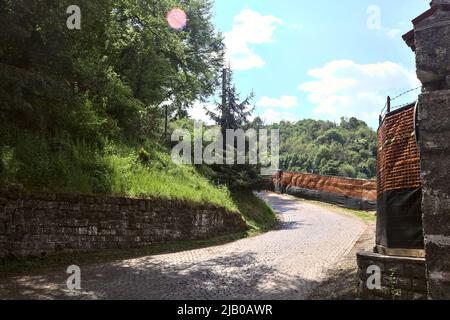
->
104, 145, 238, 212
232, 191, 279, 235
340, 207, 376, 223
286, 196, 376, 223
0, 132, 238, 212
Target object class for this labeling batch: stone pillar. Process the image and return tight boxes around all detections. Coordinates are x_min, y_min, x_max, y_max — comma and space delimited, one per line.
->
418, 91, 450, 299
403, 0, 450, 299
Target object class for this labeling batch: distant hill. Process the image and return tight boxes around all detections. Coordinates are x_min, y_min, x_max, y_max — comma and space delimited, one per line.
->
262, 117, 377, 179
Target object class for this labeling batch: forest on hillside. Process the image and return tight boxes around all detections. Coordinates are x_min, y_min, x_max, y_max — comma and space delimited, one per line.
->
0, 0, 263, 209
0, 0, 223, 142
265, 117, 377, 179
0, 0, 377, 207
0, 0, 240, 208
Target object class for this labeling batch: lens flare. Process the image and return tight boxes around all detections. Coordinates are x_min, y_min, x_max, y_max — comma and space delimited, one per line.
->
167, 8, 187, 30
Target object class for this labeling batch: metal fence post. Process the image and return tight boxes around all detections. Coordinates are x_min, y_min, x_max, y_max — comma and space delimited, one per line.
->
387, 96, 391, 113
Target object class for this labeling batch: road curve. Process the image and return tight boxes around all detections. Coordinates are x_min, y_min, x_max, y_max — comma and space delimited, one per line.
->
0, 192, 367, 300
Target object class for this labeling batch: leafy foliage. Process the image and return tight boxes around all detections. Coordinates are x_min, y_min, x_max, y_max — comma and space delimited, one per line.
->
0, 0, 224, 141
264, 117, 377, 179
0, 0, 240, 210
0, 0, 377, 217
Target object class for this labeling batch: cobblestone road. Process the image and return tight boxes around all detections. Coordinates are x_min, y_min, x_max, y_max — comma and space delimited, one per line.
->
0, 192, 367, 300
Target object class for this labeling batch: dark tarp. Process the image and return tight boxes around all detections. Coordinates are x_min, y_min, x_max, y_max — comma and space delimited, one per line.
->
285, 186, 376, 211
376, 188, 424, 249
274, 182, 283, 193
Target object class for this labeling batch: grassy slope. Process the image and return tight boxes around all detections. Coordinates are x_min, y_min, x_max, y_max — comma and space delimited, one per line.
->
105, 145, 238, 212
0, 133, 237, 212
232, 191, 279, 236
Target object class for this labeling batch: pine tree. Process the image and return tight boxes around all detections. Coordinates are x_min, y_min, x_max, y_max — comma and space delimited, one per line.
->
205, 68, 268, 190
207, 68, 254, 137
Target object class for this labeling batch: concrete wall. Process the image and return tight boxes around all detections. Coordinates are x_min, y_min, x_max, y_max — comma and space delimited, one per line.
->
0, 191, 247, 258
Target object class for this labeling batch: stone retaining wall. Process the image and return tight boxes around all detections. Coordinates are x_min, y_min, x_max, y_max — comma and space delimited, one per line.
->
418, 90, 450, 298
357, 252, 427, 300
0, 191, 247, 258
408, 0, 450, 299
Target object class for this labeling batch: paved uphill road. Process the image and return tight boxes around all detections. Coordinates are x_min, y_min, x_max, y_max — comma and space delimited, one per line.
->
0, 192, 367, 300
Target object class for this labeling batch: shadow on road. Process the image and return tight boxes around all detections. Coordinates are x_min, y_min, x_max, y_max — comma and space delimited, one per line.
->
1, 251, 322, 300
0, 191, 373, 300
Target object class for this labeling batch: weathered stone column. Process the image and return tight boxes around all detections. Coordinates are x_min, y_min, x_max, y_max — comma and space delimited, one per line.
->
403, 0, 450, 299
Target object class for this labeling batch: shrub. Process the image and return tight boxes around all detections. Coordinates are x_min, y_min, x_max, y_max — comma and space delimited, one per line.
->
138, 148, 151, 165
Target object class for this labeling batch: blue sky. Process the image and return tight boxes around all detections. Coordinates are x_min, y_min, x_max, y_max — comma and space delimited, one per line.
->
189, 0, 430, 128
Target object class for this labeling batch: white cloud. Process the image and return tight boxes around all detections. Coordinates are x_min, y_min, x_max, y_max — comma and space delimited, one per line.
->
188, 102, 217, 125
224, 9, 283, 71
289, 23, 302, 31
386, 28, 401, 39
366, 5, 404, 39
299, 60, 420, 124
256, 95, 298, 109
259, 109, 296, 124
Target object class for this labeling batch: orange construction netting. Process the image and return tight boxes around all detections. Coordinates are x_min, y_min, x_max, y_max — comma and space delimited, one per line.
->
273, 172, 377, 201
377, 104, 421, 195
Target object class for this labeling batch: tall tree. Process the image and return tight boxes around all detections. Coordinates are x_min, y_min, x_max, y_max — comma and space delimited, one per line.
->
207, 68, 254, 136
204, 68, 266, 190
0, 0, 225, 142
